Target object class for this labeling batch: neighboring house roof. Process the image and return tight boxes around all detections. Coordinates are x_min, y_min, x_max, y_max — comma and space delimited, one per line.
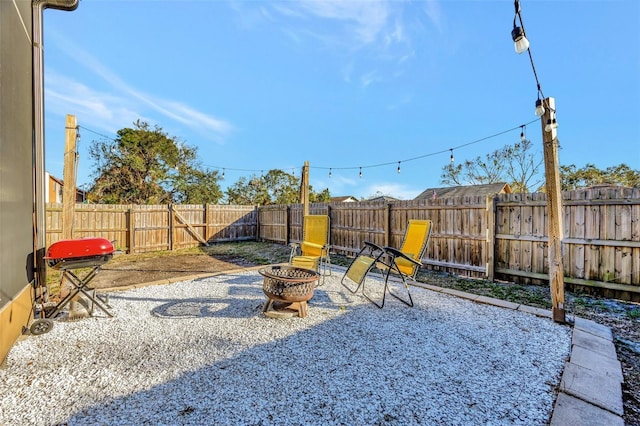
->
330, 196, 359, 203
414, 183, 512, 200
366, 195, 400, 202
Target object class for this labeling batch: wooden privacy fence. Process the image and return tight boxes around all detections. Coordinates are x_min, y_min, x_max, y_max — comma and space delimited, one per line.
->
45, 186, 640, 297
46, 204, 257, 253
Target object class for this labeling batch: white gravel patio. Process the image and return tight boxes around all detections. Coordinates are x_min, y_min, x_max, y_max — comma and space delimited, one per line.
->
0, 268, 571, 425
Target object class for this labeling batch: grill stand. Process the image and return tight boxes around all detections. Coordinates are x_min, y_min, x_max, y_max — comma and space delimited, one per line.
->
46, 266, 113, 319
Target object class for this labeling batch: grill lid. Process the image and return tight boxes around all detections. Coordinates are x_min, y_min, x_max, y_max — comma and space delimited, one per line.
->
45, 238, 115, 260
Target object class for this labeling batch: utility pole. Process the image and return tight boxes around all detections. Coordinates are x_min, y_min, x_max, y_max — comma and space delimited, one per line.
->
301, 161, 310, 216
62, 114, 77, 240
541, 98, 566, 323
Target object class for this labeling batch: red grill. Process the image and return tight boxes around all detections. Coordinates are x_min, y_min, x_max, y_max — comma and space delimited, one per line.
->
44, 238, 115, 322
45, 237, 115, 270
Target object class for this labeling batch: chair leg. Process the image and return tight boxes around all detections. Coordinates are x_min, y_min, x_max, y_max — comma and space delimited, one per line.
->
361, 268, 389, 309
387, 275, 414, 307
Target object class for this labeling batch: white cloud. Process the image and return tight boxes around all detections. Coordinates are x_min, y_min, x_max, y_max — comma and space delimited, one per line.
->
45, 71, 140, 133
423, 0, 444, 33
361, 70, 379, 87
46, 32, 233, 142
296, 1, 390, 45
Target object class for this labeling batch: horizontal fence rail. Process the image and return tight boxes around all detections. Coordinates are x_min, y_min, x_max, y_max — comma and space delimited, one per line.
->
46, 186, 640, 299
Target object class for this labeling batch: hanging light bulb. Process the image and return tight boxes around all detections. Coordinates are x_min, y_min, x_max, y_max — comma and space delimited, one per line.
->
535, 98, 545, 117
397, 161, 401, 174
450, 149, 454, 163
545, 118, 553, 132
511, 26, 530, 54
221, 168, 225, 179
329, 168, 332, 178
511, 1, 529, 54
359, 167, 362, 178
520, 125, 526, 142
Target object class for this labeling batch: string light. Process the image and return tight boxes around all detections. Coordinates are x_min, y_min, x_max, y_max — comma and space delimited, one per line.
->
511, 1, 558, 128
79, 120, 538, 182
520, 125, 526, 142
535, 98, 545, 117
221, 168, 225, 179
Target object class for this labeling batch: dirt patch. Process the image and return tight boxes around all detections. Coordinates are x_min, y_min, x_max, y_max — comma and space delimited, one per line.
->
90, 255, 256, 289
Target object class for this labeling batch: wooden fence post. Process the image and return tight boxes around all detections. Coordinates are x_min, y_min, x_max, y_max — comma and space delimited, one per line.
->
384, 203, 391, 246
127, 207, 134, 254
542, 97, 566, 323
204, 203, 210, 242
62, 114, 77, 240
285, 205, 290, 245
327, 204, 332, 246
255, 206, 260, 241
168, 204, 174, 251
486, 195, 496, 281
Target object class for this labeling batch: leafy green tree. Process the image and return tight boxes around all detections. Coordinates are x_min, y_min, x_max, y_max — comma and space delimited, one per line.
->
310, 188, 331, 203
172, 167, 223, 204
225, 169, 331, 205
88, 120, 222, 204
440, 139, 542, 192
560, 163, 640, 191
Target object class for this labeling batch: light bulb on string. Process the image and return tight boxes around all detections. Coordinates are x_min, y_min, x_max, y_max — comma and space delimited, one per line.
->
511, 26, 529, 54
545, 118, 552, 132
329, 168, 332, 178
511, 1, 530, 54
397, 161, 401, 174
535, 98, 545, 117
359, 167, 362, 178
520, 125, 526, 142
221, 168, 225, 179
545, 117, 558, 132
450, 149, 454, 163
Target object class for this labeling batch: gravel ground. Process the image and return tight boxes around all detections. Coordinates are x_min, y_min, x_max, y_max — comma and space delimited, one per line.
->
1, 269, 571, 426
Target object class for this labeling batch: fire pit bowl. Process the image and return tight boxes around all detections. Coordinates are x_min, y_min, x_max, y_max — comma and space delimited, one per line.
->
258, 266, 320, 318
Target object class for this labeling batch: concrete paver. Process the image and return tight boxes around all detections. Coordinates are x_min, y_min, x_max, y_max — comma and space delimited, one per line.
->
569, 345, 623, 382
550, 393, 624, 426
572, 328, 619, 360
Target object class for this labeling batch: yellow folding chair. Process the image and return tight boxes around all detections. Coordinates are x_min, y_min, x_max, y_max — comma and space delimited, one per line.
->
289, 215, 331, 282
343, 219, 432, 308
340, 241, 386, 294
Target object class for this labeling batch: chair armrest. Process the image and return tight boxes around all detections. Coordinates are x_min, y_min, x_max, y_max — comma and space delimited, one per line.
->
363, 241, 384, 252
383, 246, 422, 267
289, 242, 301, 258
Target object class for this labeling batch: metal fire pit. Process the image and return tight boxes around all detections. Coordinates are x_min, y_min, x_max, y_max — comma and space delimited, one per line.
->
259, 266, 320, 318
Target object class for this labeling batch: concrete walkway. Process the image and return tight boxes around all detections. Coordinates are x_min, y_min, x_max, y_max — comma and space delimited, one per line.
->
412, 282, 625, 425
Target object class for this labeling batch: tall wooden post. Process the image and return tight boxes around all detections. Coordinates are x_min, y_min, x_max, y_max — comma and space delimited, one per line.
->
62, 114, 77, 240
301, 161, 310, 216
541, 97, 566, 323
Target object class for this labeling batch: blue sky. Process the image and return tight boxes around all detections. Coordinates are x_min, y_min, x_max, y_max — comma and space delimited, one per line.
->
42, 0, 640, 200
